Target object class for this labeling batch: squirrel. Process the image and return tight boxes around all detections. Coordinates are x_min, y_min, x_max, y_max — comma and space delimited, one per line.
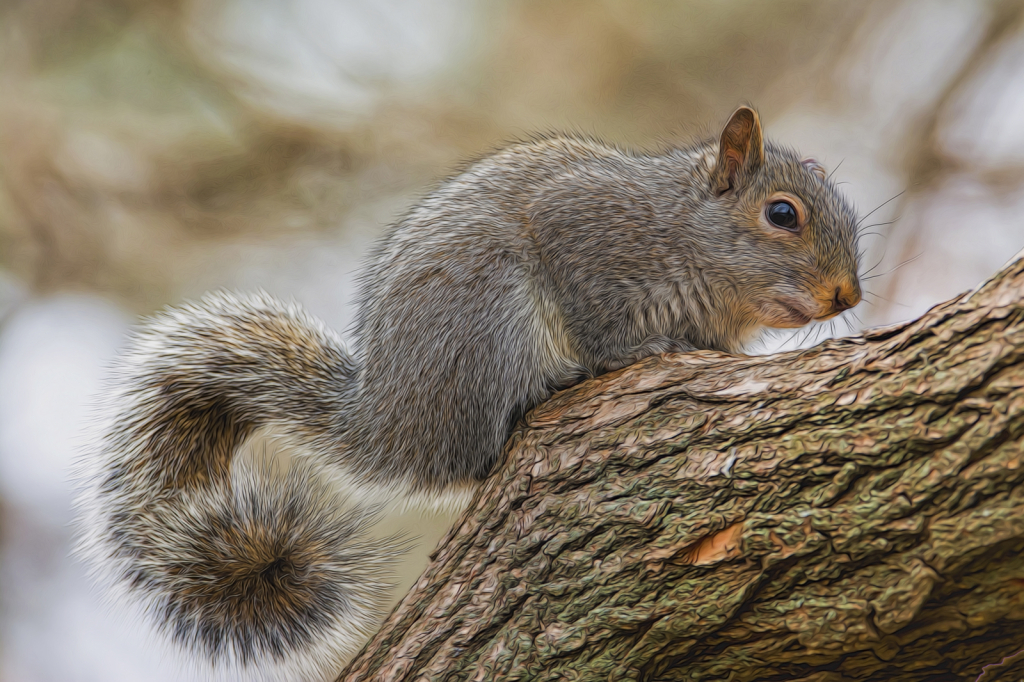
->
75, 107, 862, 681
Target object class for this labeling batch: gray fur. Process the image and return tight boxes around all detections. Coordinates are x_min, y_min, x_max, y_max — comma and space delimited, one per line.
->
76, 108, 861, 681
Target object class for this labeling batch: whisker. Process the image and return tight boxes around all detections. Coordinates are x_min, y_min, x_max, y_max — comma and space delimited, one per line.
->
860, 252, 887, 277
827, 159, 845, 182
862, 292, 909, 310
841, 310, 865, 332
861, 251, 924, 282
813, 323, 826, 344
799, 324, 816, 348
816, 321, 831, 344
857, 217, 900, 233
857, 190, 906, 227
862, 289, 900, 305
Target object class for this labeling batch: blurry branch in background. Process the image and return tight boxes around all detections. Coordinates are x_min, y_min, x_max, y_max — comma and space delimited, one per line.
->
0, 0, 865, 312
0, 0, 367, 306
876, 0, 1024, 319
902, 0, 1024, 189
3, 0, 1022, 331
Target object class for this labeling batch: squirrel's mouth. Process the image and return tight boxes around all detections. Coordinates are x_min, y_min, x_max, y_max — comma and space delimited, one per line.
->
764, 298, 815, 328
814, 309, 843, 322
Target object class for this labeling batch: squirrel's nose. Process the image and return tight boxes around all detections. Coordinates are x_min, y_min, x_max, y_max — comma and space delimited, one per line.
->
832, 283, 861, 313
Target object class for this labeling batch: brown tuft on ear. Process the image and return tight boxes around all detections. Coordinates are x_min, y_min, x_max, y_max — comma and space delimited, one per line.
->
712, 106, 765, 195
802, 158, 827, 181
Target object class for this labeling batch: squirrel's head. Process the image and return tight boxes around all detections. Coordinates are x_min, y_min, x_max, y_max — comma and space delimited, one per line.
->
702, 106, 862, 332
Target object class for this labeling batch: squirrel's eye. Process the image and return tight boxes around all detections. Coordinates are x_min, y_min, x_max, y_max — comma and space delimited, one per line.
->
766, 201, 799, 231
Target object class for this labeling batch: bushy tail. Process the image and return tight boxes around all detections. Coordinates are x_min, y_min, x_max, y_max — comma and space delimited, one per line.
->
76, 291, 401, 681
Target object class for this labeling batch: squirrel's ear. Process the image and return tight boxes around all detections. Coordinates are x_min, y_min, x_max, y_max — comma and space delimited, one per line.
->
802, 158, 827, 181
712, 106, 765, 195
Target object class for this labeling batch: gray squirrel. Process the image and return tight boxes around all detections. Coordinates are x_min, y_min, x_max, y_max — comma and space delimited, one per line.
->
76, 107, 861, 681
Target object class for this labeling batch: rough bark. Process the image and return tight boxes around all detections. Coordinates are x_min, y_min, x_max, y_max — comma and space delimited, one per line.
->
340, 252, 1024, 682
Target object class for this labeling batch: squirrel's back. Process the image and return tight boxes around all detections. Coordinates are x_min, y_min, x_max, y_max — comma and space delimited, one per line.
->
351, 134, 723, 491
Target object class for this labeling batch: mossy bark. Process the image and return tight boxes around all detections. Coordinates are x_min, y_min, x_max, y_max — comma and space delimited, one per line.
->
340, 253, 1024, 682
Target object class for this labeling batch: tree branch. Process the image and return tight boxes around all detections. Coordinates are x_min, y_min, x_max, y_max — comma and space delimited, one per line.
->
340, 251, 1024, 682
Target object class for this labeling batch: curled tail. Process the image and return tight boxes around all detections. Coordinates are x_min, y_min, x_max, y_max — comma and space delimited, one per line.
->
76, 291, 401, 681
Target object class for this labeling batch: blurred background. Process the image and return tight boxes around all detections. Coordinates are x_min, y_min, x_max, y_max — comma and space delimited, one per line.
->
1, 0, 1023, 679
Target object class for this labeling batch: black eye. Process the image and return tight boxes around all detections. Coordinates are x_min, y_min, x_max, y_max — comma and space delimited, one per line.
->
766, 201, 799, 231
